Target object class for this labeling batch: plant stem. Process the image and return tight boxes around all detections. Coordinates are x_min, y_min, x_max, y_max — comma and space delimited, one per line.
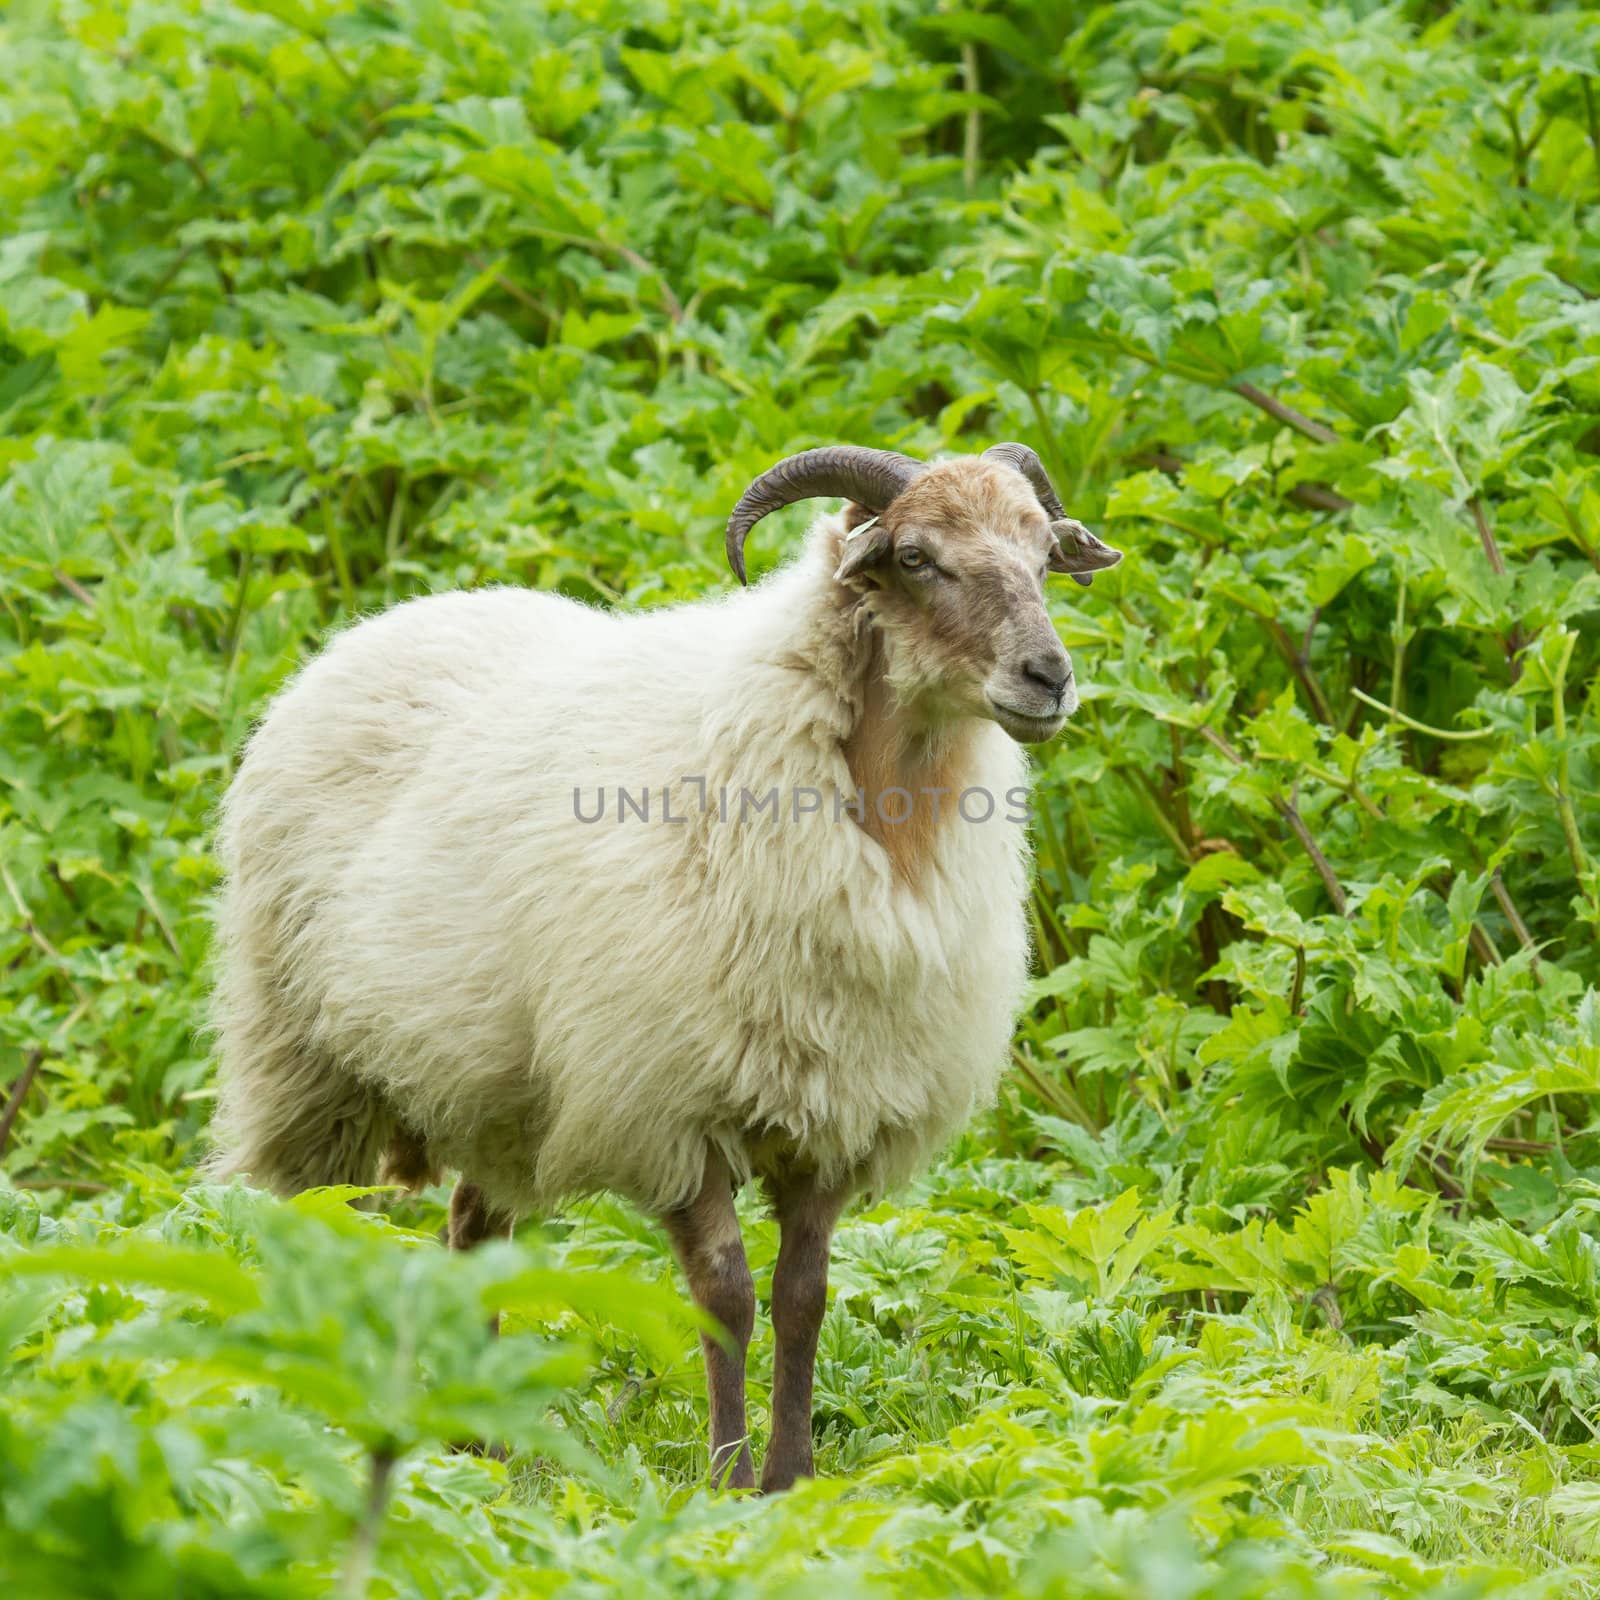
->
1389, 570, 1407, 718
52, 568, 95, 607
1287, 481, 1354, 512
0, 1048, 43, 1156
1137, 447, 1350, 512
315, 35, 359, 91
223, 538, 253, 668
1350, 686, 1494, 741
1010, 1045, 1094, 1130
1233, 381, 1339, 445
1583, 76, 1600, 205
1024, 387, 1068, 492
1557, 494, 1600, 574
1288, 944, 1306, 1015
1490, 872, 1538, 969
1165, 723, 1232, 1014
1469, 495, 1526, 676
1032, 790, 1081, 951
1487, 1136, 1551, 1155
960, 43, 981, 195
384, 472, 410, 584
1503, 98, 1527, 188
322, 494, 356, 614
1265, 615, 1335, 725
1548, 630, 1597, 925
1033, 872, 1076, 963
1468, 495, 1506, 577
1125, 765, 1193, 860
343, 1447, 397, 1600
1028, 893, 1060, 972
1196, 727, 1349, 914
1275, 792, 1349, 917
522, 226, 685, 322
0, 861, 91, 1008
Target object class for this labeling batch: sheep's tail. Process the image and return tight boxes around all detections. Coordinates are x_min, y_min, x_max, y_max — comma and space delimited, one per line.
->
205, 1057, 437, 1196
203, 977, 438, 1196
203, 1029, 400, 1195
204, 875, 439, 1196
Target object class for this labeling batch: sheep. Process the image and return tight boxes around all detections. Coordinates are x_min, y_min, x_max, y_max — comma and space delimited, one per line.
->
205, 441, 1123, 1491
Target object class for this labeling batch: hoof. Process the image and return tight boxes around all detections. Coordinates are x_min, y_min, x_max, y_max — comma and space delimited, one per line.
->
711, 1444, 756, 1491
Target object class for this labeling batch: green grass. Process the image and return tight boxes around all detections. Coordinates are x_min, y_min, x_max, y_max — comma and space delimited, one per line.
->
3, 0, 1600, 1593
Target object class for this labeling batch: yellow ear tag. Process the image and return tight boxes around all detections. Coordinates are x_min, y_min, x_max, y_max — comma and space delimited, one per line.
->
843, 515, 880, 541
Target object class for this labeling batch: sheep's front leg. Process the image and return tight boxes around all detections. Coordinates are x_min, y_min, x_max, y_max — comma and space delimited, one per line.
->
761, 1170, 848, 1494
662, 1149, 756, 1489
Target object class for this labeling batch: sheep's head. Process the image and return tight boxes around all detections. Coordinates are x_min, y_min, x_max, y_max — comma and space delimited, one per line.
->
724, 443, 1122, 744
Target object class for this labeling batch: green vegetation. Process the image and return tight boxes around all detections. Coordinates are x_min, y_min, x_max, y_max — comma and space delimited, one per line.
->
3, 0, 1600, 1592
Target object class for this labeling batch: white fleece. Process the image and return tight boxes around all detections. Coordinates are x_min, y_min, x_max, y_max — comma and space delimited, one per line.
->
206, 512, 1032, 1216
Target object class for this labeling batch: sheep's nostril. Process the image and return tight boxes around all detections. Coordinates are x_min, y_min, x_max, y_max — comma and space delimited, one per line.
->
1022, 656, 1072, 698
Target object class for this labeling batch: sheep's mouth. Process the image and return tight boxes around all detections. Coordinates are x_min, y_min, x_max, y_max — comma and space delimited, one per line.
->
987, 700, 1068, 744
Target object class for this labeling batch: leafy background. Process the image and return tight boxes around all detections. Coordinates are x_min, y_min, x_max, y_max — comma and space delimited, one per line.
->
3, 0, 1600, 1593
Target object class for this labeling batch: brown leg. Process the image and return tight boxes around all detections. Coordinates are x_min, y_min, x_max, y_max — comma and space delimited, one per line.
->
446, 1180, 517, 1460
448, 1179, 514, 1336
661, 1148, 756, 1490
447, 1180, 512, 1252
760, 1170, 848, 1494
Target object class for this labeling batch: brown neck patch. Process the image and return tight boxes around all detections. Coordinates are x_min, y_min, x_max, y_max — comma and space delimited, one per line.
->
842, 630, 981, 888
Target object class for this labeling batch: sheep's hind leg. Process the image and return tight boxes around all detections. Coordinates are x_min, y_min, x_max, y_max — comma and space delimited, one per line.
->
760, 1169, 848, 1494
447, 1179, 515, 1330
661, 1148, 756, 1490
447, 1180, 513, 1253
446, 1178, 516, 1461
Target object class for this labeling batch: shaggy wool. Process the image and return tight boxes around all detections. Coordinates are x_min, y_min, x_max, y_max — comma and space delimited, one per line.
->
206, 507, 1033, 1216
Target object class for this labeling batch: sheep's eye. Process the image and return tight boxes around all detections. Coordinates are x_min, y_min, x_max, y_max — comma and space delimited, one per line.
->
899, 547, 930, 571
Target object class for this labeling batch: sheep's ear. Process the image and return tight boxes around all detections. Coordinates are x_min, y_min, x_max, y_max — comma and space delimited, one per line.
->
834, 511, 891, 583
1048, 518, 1123, 588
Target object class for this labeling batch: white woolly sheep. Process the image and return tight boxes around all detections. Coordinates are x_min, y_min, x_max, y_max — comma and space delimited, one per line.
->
206, 441, 1122, 1491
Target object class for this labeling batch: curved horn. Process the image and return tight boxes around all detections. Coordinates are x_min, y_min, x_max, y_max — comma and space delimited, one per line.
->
982, 441, 1067, 521
725, 446, 924, 584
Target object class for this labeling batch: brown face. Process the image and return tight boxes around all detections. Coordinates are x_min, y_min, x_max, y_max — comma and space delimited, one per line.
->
836, 459, 1079, 744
